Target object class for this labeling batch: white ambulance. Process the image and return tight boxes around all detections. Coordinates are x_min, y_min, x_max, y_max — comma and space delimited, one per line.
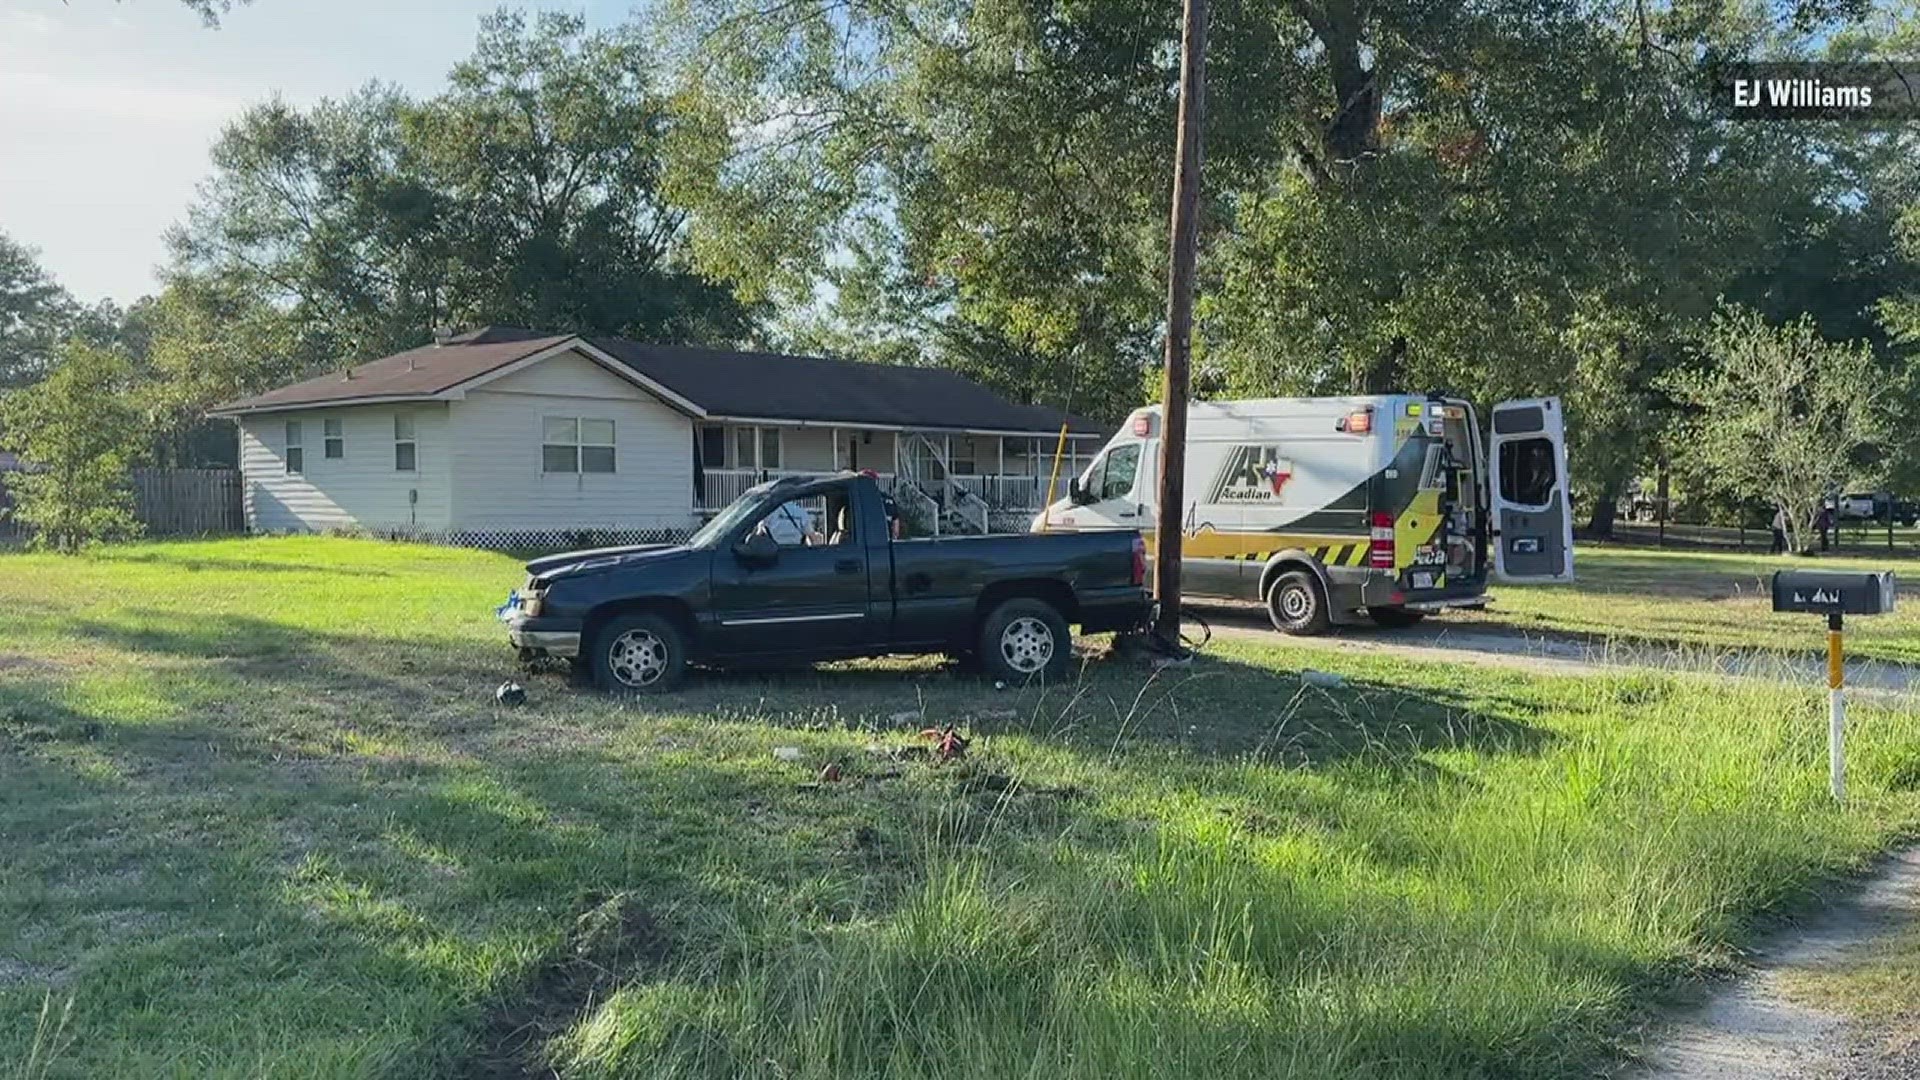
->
1034, 395, 1574, 633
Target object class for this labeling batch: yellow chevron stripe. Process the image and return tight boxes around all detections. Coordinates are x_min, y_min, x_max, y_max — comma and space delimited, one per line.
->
1142, 531, 1369, 561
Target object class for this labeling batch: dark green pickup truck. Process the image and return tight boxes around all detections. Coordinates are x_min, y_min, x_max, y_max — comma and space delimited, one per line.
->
501, 473, 1149, 691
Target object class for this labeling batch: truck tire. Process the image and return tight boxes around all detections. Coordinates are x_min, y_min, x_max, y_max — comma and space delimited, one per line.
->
1266, 570, 1331, 636
1368, 606, 1426, 629
590, 613, 687, 693
978, 598, 1073, 683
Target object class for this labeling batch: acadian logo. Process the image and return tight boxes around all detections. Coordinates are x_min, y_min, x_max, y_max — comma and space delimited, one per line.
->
1208, 445, 1294, 503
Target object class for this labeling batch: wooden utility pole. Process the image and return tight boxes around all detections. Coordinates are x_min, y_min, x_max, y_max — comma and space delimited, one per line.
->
1152, 0, 1208, 642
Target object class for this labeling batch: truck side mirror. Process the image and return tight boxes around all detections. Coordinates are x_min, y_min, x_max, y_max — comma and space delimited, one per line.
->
733, 531, 780, 566
1068, 477, 1090, 505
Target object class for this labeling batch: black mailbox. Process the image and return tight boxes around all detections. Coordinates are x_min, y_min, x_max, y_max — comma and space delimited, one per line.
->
1771, 570, 1897, 616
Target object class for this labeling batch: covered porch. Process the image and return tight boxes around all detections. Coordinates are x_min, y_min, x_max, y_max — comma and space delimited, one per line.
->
693, 421, 1106, 533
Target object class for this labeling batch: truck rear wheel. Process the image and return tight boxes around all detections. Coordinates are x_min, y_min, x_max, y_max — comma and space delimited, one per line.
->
1368, 606, 1426, 629
591, 613, 687, 693
978, 598, 1073, 683
1266, 571, 1331, 636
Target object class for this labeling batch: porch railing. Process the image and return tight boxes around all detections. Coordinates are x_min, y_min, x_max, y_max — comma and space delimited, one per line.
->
696, 468, 1051, 515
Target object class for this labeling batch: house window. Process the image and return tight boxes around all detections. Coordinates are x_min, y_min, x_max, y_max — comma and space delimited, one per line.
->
323, 417, 343, 459
284, 420, 303, 474
543, 417, 616, 474
949, 436, 977, 475
699, 425, 727, 468
730, 425, 782, 471
394, 412, 416, 472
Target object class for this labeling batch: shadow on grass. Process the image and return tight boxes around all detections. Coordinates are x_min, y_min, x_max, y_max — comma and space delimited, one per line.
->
0, 607, 1572, 1078
102, 550, 401, 578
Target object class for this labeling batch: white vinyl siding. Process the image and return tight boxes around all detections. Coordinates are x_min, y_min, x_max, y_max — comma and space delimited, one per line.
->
778, 427, 836, 471
239, 403, 452, 531
444, 348, 694, 529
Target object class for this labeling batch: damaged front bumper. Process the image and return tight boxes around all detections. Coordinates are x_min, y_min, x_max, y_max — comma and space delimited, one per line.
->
508, 620, 582, 657
500, 589, 582, 658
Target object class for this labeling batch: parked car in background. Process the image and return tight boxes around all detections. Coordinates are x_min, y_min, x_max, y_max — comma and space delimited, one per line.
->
501, 473, 1149, 690
1835, 492, 1918, 527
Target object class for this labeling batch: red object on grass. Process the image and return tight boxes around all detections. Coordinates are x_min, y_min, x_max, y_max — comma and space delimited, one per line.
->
919, 724, 970, 761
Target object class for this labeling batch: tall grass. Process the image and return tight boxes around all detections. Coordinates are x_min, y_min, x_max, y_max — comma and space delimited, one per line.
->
4, 538, 1917, 1078
551, 660, 1920, 1079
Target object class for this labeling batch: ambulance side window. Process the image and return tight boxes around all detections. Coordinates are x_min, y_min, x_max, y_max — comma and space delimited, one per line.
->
1499, 438, 1556, 508
1098, 443, 1142, 501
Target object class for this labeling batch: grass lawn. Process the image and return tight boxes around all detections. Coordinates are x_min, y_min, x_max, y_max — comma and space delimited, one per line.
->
1462, 544, 1920, 664
4, 537, 1920, 1079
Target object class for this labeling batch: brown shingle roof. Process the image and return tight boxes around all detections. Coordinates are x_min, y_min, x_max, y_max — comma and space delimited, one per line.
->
210, 330, 571, 415
212, 327, 1108, 436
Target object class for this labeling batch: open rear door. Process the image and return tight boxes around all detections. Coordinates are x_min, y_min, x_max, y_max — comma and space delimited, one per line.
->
1489, 397, 1574, 583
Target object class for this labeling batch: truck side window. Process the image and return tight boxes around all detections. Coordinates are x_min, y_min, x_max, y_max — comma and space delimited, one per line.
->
1499, 438, 1556, 508
824, 492, 856, 546
756, 499, 819, 547
1099, 443, 1141, 501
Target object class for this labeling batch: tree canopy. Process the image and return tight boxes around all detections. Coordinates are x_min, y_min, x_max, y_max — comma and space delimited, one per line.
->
9, 0, 1920, 532
164, 11, 753, 389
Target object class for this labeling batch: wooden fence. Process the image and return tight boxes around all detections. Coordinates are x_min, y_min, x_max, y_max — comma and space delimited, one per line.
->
131, 468, 245, 536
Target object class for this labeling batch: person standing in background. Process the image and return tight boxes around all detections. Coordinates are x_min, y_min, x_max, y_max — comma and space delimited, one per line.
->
1771, 505, 1789, 555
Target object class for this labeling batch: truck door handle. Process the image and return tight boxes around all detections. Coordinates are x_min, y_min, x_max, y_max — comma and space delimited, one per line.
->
835, 559, 861, 574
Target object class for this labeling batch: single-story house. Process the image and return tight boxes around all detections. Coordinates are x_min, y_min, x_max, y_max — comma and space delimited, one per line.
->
210, 328, 1110, 545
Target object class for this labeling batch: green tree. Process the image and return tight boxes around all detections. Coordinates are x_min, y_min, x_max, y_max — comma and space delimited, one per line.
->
0, 232, 80, 389
1666, 305, 1891, 555
0, 341, 146, 552
168, 11, 753, 370
138, 276, 317, 468
178, 1, 245, 25
655, 0, 1893, 450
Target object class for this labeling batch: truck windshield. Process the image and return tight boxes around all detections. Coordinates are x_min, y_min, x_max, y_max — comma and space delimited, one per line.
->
688, 484, 781, 548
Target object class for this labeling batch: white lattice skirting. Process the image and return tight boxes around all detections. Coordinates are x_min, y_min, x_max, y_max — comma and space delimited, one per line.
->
365, 526, 693, 553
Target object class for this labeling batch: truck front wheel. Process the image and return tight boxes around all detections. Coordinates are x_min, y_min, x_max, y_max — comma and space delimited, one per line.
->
979, 598, 1073, 683
591, 613, 688, 693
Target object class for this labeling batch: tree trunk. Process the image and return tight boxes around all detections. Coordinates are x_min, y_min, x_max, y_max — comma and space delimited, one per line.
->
1585, 484, 1618, 539
1354, 335, 1407, 394
1655, 457, 1669, 546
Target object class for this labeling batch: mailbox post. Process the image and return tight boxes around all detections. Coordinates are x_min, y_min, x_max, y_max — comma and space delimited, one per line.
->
1771, 570, 1897, 802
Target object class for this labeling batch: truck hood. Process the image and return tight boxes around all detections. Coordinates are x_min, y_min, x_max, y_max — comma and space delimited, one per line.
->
525, 543, 690, 580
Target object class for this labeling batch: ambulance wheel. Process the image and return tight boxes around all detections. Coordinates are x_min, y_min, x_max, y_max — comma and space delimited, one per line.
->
1368, 606, 1427, 629
1266, 571, 1330, 636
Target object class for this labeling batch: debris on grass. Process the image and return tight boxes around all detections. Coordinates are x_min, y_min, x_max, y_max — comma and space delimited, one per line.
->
1302, 669, 1346, 688
919, 724, 970, 762
494, 681, 526, 707
772, 746, 806, 764
818, 762, 843, 783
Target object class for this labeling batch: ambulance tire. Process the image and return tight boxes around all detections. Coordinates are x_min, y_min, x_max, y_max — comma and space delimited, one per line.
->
1368, 606, 1427, 629
1265, 571, 1331, 636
